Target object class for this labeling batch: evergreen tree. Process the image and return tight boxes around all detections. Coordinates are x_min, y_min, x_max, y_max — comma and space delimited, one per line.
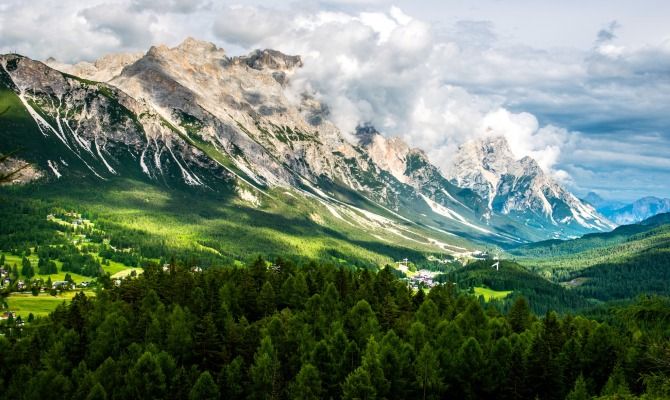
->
85, 383, 107, 400
456, 337, 485, 399
189, 371, 219, 400
360, 336, 389, 399
415, 343, 442, 400
258, 281, 276, 316
342, 367, 376, 400
601, 365, 631, 397
346, 300, 380, 348
289, 363, 322, 400
125, 352, 167, 399
566, 374, 590, 400
508, 297, 531, 333
194, 313, 222, 370
250, 335, 281, 400
21, 257, 34, 279
166, 305, 192, 363
220, 356, 245, 400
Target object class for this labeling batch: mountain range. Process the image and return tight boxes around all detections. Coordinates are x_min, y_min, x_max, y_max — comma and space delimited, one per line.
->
583, 192, 670, 225
1, 38, 616, 258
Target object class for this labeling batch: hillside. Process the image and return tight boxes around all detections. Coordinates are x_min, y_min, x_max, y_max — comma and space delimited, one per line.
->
512, 213, 670, 301
442, 260, 591, 314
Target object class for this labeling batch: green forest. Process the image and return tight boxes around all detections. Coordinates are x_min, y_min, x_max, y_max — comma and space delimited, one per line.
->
1, 260, 670, 400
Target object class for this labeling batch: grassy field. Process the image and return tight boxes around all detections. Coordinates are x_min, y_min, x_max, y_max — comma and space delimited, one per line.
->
4, 291, 95, 318
474, 286, 513, 301
111, 268, 144, 279
2, 251, 137, 283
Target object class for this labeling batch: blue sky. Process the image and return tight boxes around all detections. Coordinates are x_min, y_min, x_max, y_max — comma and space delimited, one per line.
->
1, 0, 668, 201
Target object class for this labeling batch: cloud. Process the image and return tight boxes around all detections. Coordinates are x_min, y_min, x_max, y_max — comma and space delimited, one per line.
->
596, 20, 621, 44
213, 6, 289, 48
212, 5, 571, 176
80, 3, 157, 48
130, 0, 209, 14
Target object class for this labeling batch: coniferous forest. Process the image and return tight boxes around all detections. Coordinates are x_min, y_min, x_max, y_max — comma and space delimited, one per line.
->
1, 259, 670, 400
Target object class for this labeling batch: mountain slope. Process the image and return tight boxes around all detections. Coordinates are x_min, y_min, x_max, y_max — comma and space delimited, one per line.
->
0, 46, 484, 262
1, 38, 617, 258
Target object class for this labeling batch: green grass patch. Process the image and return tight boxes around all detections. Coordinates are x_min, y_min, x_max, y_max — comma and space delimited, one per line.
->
473, 286, 512, 301
5, 290, 95, 318
111, 268, 143, 279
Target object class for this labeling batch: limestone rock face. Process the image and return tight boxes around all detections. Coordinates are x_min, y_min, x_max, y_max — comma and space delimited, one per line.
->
46, 52, 143, 82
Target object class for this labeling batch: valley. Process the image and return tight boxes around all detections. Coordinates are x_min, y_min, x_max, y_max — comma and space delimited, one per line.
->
1, 33, 669, 400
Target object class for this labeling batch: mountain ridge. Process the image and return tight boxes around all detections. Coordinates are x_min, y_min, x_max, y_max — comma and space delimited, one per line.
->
1, 38, 615, 253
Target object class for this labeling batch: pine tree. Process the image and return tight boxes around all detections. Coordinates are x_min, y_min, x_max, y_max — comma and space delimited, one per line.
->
125, 352, 167, 399
167, 305, 192, 363
342, 367, 376, 400
250, 335, 281, 400
346, 300, 380, 348
23, 262, 35, 279
194, 313, 222, 370
85, 383, 107, 400
416, 343, 442, 400
258, 281, 276, 316
360, 336, 389, 398
456, 337, 485, 399
601, 365, 630, 397
566, 374, 589, 400
289, 363, 322, 400
508, 297, 531, 333
189, 371, 219, 400
220, 356, 245, 399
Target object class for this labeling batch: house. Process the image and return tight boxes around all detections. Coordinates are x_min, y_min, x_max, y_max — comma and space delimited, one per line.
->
0, 311, 16, 320
52, 281, 74, 290
1, 277, 10, 287
79, 281, 90, 288
17, 280, 26, 290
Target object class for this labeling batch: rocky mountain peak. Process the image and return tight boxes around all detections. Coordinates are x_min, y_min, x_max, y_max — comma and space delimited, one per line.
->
354, 124, 380, 146
234, 49, 303, 71
175, 37, 221, 54
45, 52, 143, 82
448, 135, 614, 234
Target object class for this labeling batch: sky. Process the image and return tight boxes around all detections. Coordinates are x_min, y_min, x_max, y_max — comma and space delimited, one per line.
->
1, 0, 669, 202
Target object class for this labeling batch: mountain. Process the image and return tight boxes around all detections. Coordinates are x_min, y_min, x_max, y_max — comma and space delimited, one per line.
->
447, 136, 615, 238
581, 192, 670, 225
581, 191, 624, 210
600, 196, 670, 225
0, 38, 614, 260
